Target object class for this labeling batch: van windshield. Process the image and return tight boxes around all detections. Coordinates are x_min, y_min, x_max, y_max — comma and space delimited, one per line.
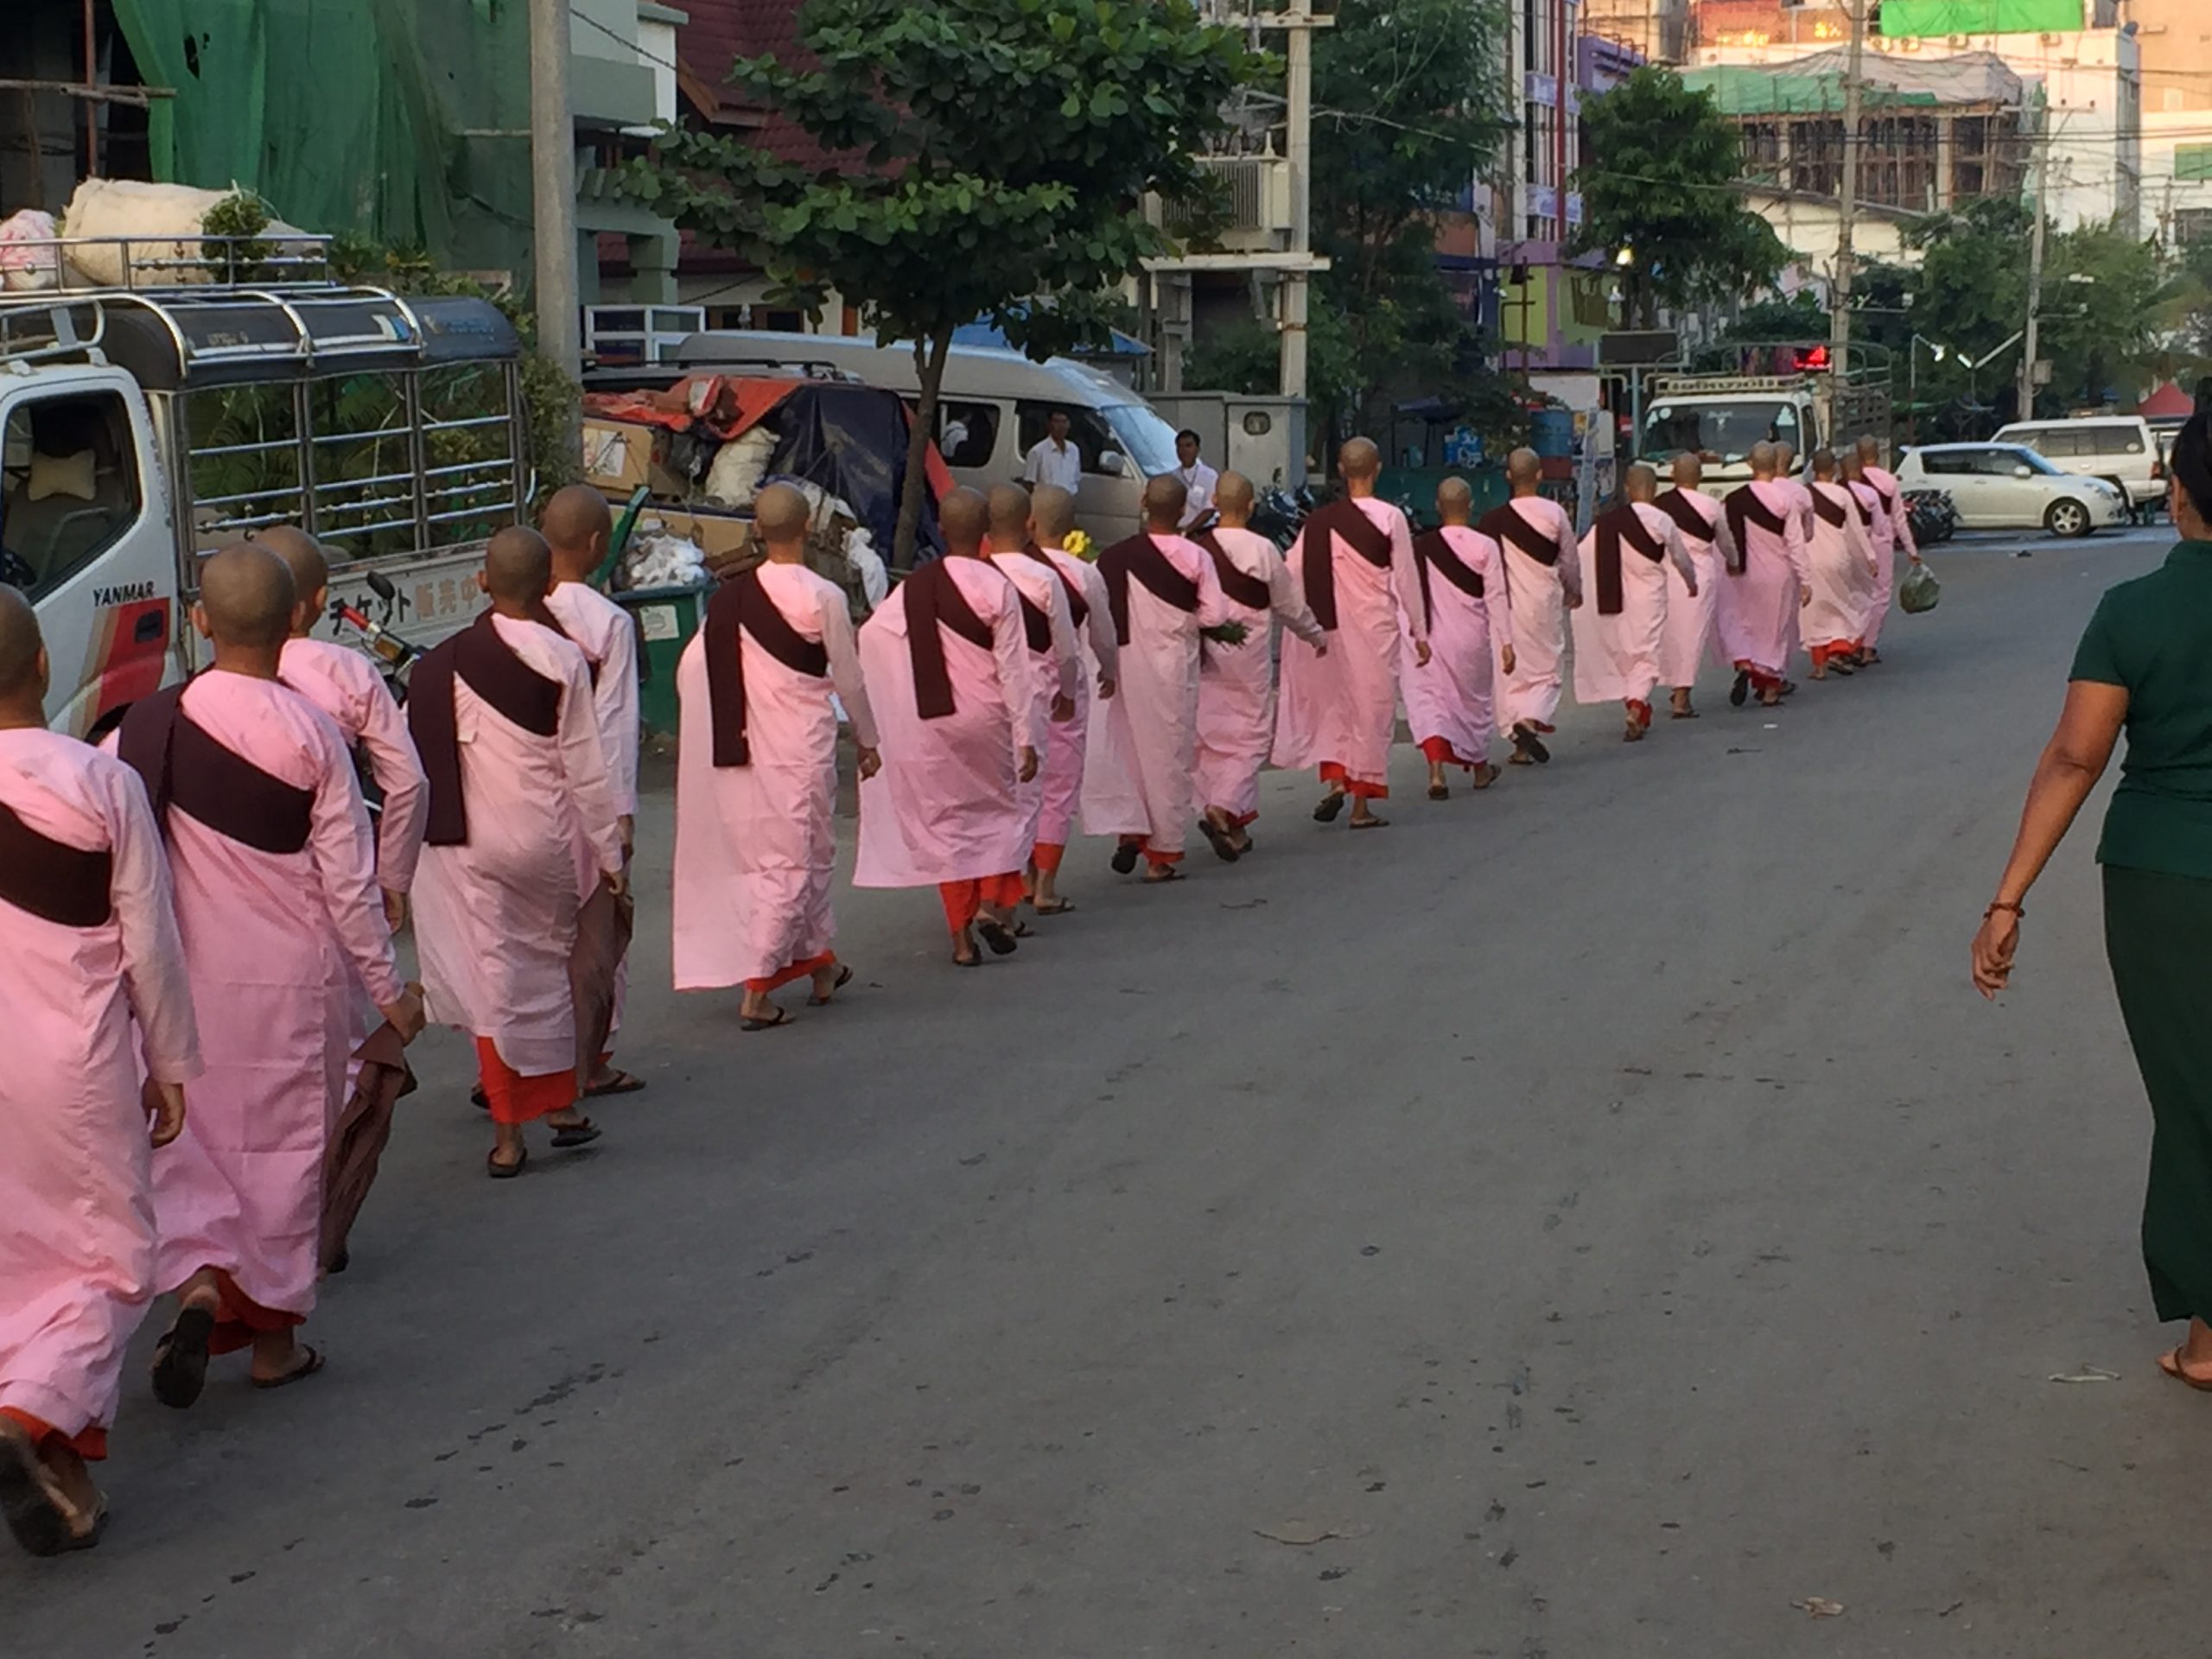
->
1642, 399, 1802, 464
1104, 404, 1184, 477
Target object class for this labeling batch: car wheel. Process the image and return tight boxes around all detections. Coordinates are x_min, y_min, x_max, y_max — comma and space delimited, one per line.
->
2045, 499, 2092, 538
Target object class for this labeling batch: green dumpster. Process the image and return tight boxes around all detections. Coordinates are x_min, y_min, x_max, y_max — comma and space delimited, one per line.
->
612, 581, 715, 736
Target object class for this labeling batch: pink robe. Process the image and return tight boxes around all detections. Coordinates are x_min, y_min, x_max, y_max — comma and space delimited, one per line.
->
1489, 496, 1583, 732
134, 672, 401, 1319
1194, 527, 1324, 819
1040, 547, 1117, 849
1571, 504, 1696, 707
277, 638, 429, 893
0, 729, 200, 1441
671, 563, 879, 989
855, 557, 1043, 887
1400, 524, 1511, 767
415, 616, 625, 1077
1272, 497, 1427, 789
1715, 480, 1812, 681
989, 550, 1083, 850
1854, 473, 1904, 647
1657, 489, 1732, 691
1083, 532, 1230, 852
544, 580, 640, 1050
1805, 482, 1879, 652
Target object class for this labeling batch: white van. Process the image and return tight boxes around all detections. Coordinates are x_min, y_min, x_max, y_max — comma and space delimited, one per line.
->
673, 330, 1185, 543
1993, 416, 2164, 512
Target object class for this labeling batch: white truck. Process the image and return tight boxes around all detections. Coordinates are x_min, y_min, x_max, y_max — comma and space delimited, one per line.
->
1, 238, 527, 736
1637, 367, 1894, 485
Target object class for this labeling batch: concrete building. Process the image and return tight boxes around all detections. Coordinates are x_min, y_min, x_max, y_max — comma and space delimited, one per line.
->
1584, 0, 1691, 64
2118, 0, 2212, 246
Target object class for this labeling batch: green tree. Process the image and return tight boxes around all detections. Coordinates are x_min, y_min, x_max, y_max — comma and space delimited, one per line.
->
628, 0, 1256, 563
1573, 68, 1786, 328
1306, 0, 1511, 438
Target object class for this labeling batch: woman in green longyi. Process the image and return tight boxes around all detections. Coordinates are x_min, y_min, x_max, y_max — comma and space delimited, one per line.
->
1974, 410, 2212, 1391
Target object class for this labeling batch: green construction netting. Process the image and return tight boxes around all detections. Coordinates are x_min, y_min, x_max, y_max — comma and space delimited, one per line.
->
112, 0, 534, 274
1879, 0, 2087, 37
1681, 69, 1938, 117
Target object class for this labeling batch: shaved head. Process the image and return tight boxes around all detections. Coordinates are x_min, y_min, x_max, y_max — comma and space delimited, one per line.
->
1142, 473, 1187, 531
1671, 451, 1703, 489
253, 524, 327, 636
1775, 443, 1797, 473
753, 482, 810, 544
1506, 448, 1541, 492
484, 525, 553, 607
0, 584, 46, 706
1215, 471, 1255, 525
1856, 434, 1882, 462
1749, 441, 1778, 479
939, 487, 988, 555
197, 542, 297, 650
1030, 485, 1077, 545
1812, 448, 1840, 480
539, 485, 613, 581
1436, 475, 1475, 526
1623, 464, 1658, 504
1840, 448, 1868, 481
1338, 438, 1381, 481
987, 485, 1033, 548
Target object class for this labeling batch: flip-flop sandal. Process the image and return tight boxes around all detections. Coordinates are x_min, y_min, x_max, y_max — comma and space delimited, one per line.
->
584, 1070, 646, 1097
487, 1147, 528, 1179
809, 965, 856, 1005
951, 949, 982, 969
550, 1121, 603, 1150
1348, 817, 1389, 830
1197, 818, 1242, 861
471, 1084, 490, 1112
2158, 1347, 2212, 1392
1778, 680, 1800, 696
1109, 844, 1140, 874
1671, 708, 1699, 719
1471, 765, 1499, 790
1141, 866, 1184, 884
1513, 728, 1552, 765
1032, 898, 1077, 916
741, 1007, 793, 1032
1313, 791, 1347, 823
1427, 785, 1450, 801
1729, 671, 1751, 707
0, 1424, 76, 1558
251, 1345, 325, 1391
976, 918, 1022, 955
1623, 726, 1645, 742
1828, 661, 1856, 677
151, 1304, 216, 1410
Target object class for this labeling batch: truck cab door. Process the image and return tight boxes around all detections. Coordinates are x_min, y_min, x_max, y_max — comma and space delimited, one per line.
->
1, 367, 179, 737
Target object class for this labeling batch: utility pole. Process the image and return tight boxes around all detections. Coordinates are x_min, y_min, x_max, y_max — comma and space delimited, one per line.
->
2018, 109, 2050, 423
1830, 0, 1866, 380
1281, 0, 1316, 404
528, 0, 582, 381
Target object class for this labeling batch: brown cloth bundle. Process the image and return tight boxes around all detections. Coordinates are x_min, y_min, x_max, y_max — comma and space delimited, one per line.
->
569, 880, 635, 1077
318, 1022, 416, 1272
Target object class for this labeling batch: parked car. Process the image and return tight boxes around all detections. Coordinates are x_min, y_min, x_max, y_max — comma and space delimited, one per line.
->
1894, 443, 2131, 537
1994, 416, 2164, 513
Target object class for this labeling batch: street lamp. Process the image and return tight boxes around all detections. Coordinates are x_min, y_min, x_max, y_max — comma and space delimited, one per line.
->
1910, 333, 1948, 402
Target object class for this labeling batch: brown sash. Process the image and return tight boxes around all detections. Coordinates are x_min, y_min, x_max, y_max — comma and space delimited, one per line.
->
1847, 485, 1876, 527
1724, 486, 1789, 575
1196, 531, 1272, 612
902, 557, 995, 721
1014, 589, 1052, 654
1591, 505, 1666, 617
1656, 489, 1717, 545
705, 568, 829, 768
1097, 533, 1201, 647
1020, 543, 1090, 627
1478, 500, 1561, 569
409, 612, 564, 846
0, 796, 113, 927
1410, 529, 1486, 632
118, 683, 315, 855
1298, 499, 1393, 631
1812, 486, 1848, 529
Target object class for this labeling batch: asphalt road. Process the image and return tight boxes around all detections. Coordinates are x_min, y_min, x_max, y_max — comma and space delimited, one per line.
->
8, 522, 2205, 1657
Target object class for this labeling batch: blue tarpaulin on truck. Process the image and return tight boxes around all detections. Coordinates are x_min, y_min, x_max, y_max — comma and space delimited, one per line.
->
767, 383, 945, 563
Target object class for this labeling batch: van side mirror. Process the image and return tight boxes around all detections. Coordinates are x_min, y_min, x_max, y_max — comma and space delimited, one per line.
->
1095, 449, 1127, 478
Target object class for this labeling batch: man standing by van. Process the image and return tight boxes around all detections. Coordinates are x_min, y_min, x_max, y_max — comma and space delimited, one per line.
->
1173, 431, 1219, 529
1023, 410, 1085, 493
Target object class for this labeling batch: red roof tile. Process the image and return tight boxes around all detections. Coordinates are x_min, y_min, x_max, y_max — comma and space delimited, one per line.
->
674, 0, 838, 171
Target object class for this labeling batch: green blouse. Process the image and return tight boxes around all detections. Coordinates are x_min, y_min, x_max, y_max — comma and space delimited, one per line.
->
2071, 541, 2212, 880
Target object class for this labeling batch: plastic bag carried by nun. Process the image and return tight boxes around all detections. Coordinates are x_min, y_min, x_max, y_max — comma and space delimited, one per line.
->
1898, 559, 1941, 615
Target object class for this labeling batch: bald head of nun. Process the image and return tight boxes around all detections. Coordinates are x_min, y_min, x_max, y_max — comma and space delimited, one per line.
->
1750, 441, 1778, 479
482, 525, 554, 609
939, 487, 988, 555
987, 485, 1033, 549
1435, 475, 1475, 526
1672, 451, 1703, 489
753, 483, 810, 550
253, 524, 328, 636
1506, 447, 1542, 491
1030, 485, 1077, 546
1338, 438, 1381, 482
1142, 474, 1188, 531
1775, 442, 1797, 474
1624, 463, 1658, 505
539, 485, 613, 581
1856, 433, 1883, 463
196, 542, 297, 652
1812, 448, 1840, 480
1840, 448, 1867, 481
1215, 471, 1255, 526
0, 583, 47, 709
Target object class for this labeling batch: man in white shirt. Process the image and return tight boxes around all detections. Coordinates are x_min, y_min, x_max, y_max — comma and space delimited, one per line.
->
1173, 430, 1219, 530
1022, 410, 1085, 493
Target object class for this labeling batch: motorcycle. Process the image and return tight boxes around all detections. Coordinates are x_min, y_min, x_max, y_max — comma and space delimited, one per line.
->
1249, 483, 1314, 552
1904, 489, 1957, 547
330, 570, 421, 705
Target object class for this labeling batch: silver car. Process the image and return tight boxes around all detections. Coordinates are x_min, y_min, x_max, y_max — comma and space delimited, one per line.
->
1896, 443, 2133, 537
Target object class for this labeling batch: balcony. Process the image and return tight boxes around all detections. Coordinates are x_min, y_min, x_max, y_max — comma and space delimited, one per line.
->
1158, 154, 1297, 241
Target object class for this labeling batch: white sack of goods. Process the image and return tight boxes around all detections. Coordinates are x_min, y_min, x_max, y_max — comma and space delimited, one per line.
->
703, 428, 779, 508
60, 179, 309, 288
0, 209, 59, 291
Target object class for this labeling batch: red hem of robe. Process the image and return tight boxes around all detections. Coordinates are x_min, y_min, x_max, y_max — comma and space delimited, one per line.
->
1318, 763, 1388, 800
0, 1407, 107, 1463
206, 1274, 305, 1357
474, 1039, 578, 1127
940, 874, 1025, 933
1031, 842, 1066, 874
745, 951, 836, 994
1418, 737, 1476, 769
